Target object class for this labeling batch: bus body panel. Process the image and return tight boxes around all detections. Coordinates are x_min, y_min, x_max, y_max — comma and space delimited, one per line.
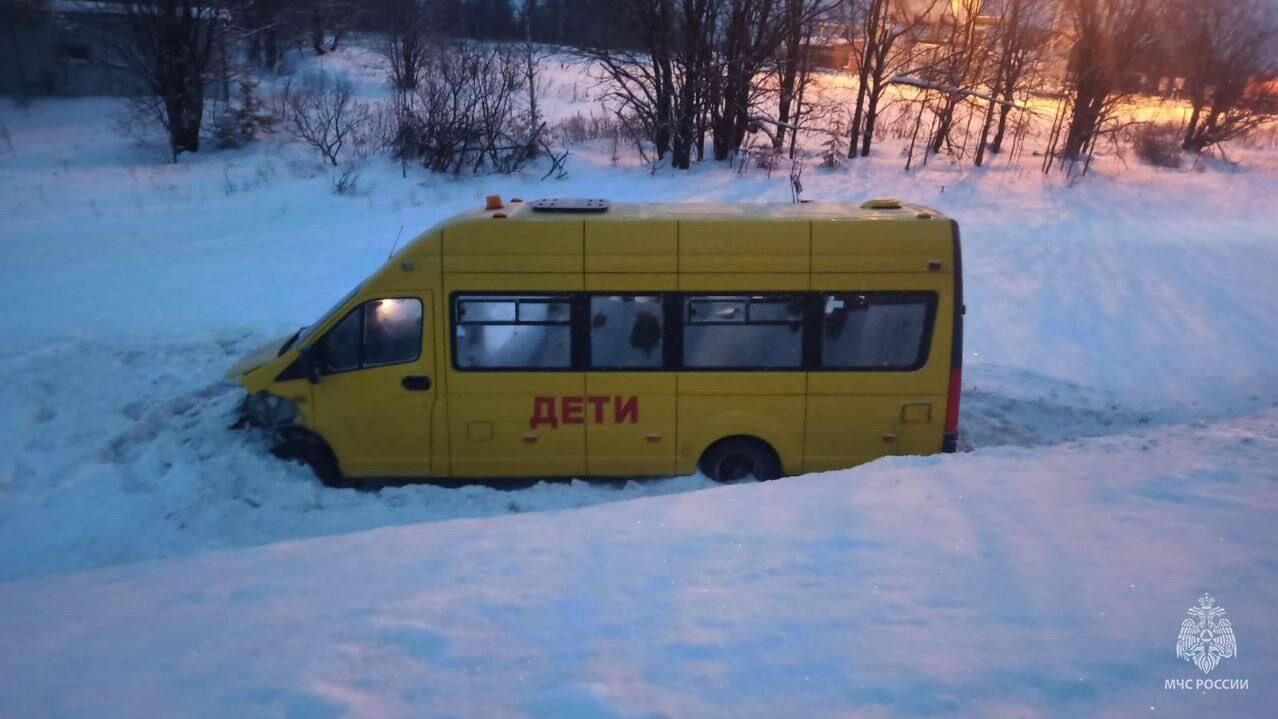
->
443, 272, 586, 477
812, 218, 953, 273
585, 372, 677, 477
676, 396, 807, 476
678, 219, 811, 274
585, 220, 678, 273
443, 218, 583, 273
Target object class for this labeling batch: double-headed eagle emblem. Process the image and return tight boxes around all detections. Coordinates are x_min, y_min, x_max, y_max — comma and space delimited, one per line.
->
1176, 593, 1237, 674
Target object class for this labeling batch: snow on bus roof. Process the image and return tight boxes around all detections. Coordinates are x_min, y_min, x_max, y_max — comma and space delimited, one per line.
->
477, 199, 945, 222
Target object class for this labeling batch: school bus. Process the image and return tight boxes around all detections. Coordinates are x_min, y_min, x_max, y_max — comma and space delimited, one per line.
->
228, 197, 963, 486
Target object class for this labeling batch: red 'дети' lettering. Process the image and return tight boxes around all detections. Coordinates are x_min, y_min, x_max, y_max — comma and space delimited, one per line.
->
529, 396, 639, 429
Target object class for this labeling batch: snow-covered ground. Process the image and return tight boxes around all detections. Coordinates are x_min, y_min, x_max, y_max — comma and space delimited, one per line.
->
2, 411, 1276, 718
1, 46, 1277, 717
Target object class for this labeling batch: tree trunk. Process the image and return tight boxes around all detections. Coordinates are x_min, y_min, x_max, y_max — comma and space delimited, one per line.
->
860, 85, 882, 157
974, 98, 997, 166
655, 54, 673, 160
1181, 100, 1202, 150
929, 100, 956, 155
1061, 70, 1108, 161
775, 0, 804, 150
990, 97, 1013, 153
848, 74, 867, 158
166, 89, 203, 161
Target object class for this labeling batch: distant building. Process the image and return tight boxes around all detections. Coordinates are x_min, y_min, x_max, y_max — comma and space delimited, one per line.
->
0, 1, 226, 98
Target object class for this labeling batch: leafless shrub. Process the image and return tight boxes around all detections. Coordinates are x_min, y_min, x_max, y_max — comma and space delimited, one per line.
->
221, 160, 276, 195
330, 165, 362, 195
538, 137, 570, 180
1133, 123, 1184, 169
552, 112, 621, 145
283, 70, 370, 166
390, 41, 544, 175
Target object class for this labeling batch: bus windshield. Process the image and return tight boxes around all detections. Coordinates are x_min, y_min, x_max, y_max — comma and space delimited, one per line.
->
292, 283, 363, 348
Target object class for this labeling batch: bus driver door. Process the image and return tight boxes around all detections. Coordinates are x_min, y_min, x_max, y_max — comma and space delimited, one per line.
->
310, 293, 436, 477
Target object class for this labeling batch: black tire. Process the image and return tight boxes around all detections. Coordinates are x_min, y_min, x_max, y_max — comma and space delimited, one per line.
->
699, 437, 782, 483
271, 433, 350, 488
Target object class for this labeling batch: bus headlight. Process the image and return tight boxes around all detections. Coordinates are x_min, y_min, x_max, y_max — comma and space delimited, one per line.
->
241, 391, 299, 427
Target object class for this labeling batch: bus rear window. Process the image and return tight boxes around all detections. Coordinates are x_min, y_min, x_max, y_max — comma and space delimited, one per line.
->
820, 292, 936, 370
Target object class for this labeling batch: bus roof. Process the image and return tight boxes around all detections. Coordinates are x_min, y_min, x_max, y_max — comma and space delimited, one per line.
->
453, 198, 948, 223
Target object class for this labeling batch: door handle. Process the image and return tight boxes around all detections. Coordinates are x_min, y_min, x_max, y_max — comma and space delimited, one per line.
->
401, 375, 431, 391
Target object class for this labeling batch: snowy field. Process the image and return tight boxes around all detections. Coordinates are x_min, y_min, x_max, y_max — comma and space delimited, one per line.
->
2, 47, 1277, 717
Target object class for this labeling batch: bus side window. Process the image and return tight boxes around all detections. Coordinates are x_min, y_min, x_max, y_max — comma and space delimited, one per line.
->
683, 295, 803, 369
363, 298, 423, 367
453, 295, 572, 369
589, 295, 663, 369
820, 292, 935, 370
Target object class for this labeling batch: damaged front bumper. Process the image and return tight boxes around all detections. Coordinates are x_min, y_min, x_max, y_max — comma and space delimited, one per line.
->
233, 391, 300, 430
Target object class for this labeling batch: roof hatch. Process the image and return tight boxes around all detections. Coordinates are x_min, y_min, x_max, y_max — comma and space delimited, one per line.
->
529, 198, 610, 213
860, 198, 903, 210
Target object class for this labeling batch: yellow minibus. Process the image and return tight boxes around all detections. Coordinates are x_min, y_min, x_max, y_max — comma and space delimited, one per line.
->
229, 197, 963, 486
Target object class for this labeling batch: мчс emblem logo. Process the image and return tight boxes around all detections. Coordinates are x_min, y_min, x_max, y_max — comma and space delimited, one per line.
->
1176, 594, 1237, 674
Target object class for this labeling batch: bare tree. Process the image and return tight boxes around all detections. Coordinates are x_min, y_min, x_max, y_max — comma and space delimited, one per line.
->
383, 0, 433, 90
109, 0, 231, 161
773, 0, 834, 154
579, 0, 719, 169
517, 0, 559, 155
1054, 0, 1156, 168
921, 0, 990, 156
975, 0, 1052, 164
709, 0, 794, 161
305, 0, 363, 55
680, 0, 722, 166
284, 70, 369, 166
238, 0, 285, 71
1171, 0, 1278, 153
844, 0, 935, 158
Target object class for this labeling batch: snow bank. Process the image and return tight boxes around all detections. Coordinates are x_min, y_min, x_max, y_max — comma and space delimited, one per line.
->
2, 410, 1276, 718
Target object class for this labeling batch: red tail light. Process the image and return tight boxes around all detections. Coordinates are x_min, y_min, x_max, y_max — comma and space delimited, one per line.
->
944, 367, 962, 434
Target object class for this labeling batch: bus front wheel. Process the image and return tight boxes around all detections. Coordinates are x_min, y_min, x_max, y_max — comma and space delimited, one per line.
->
271, 431, 349, 488
699, 437, 782, 483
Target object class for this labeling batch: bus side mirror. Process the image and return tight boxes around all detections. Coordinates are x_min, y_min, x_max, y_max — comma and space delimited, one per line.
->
299, 346, 322, 384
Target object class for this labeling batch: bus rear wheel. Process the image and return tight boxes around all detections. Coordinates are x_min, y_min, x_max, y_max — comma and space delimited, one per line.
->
699, 437, 781, 483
